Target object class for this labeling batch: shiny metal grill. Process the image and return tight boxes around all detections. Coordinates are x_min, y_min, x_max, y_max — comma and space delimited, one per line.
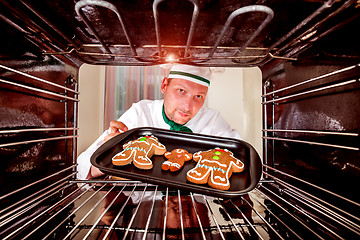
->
1, 169, 359, 239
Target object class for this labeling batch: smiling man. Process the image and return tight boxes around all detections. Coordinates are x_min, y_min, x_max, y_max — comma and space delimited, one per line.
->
77, 64, 241, 179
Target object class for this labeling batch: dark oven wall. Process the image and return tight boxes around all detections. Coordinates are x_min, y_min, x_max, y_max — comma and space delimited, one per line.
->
0, 1, 80, 196
261, 60, 360, 204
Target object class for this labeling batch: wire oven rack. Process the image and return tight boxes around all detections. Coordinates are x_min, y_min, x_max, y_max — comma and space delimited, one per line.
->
0, 167, 359, 240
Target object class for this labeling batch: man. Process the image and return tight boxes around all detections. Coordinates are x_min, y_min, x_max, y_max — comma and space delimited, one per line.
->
77, 64, 241, 179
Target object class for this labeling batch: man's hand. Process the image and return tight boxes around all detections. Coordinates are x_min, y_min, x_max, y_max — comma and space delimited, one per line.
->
87, 165, 105, 179
103, 121, 128, 142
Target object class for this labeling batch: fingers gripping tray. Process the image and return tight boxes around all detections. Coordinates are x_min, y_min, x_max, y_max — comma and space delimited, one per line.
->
90, 127, 262, 198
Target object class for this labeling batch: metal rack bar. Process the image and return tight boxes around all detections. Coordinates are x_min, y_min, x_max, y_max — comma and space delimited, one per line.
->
22, 184, 92, 239
19, 0, 81, 50
0, 135, 79, 148
273, 0, 356, 58
142, 185, 159, 240
216, 198, 246, 240
178, 190, 185, 240
73, 179, 141, 184
281, 187, 360, 234
0, 165, 75, 201
0, 78, 79, 102
73, 81, 79, 169
229, 199, 264, 240
4, 183, 77, 239
255, 187, 325, 239
262, 0, 336, 57
0, 172, 76, 219
43, 184, 104, 239
248, 192, 304, 240
1, 182, 71, 239
0, 127, 79, 134
263, 183, 345, 240
184, 0, 199, 59
262, 136, 359, 151
263, 164, 360, 207
190, 193, 206, 239
260, 180, 359, 239
0, 64, 78, 94
263, 81, 269, 167
203, 196, 225, 240
262, 78, 358, 104
262, 63, 359, 97
122, 184, 149, 240
207, 5, 274, 60
4, 183, 72, 238
102, 184, 136, 240
153, 0, 200, 59
75, 0, 137, 57
265, 172, 360, 224
241, 195, 286, 240
62, 183, 114, 239
263, 129, 358, 137
42, 46, 297, 64
162, 188, 169, 240
82, 43, 268, 50
83, 184, 127, 239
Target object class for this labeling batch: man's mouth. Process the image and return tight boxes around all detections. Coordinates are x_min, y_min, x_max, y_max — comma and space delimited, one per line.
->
176, 110, 190, 118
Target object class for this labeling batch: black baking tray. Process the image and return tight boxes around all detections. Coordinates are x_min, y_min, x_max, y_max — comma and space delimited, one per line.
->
90, 127, 262, 198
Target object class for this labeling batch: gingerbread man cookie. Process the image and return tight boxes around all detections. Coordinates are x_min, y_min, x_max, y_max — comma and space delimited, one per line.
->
112, 135, 166, 170
186, 148, 244, 190
162, 149, 193, 172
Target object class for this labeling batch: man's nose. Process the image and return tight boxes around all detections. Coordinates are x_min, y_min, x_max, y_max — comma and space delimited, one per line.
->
182, 96, 193, 111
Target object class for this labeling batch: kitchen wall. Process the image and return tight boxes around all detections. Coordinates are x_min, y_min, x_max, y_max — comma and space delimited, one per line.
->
78, 64, 262, 157
208, 67, 262, 156
77, 64, 105, 155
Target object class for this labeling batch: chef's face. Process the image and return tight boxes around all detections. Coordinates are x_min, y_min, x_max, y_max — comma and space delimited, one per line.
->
161, 78, 208, 125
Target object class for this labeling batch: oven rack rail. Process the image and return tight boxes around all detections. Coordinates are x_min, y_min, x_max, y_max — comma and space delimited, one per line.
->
0, 64, 79, 164
0, 64, 79, 102
17, 0, 356, 66
0, 166, 359, 240
262, 63, 360, 156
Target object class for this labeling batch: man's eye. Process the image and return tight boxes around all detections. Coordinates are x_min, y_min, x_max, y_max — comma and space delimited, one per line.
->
177, 89, 185, 93
196, 95, 203, 99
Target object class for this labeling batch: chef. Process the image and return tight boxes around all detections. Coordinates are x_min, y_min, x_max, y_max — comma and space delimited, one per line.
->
77, 64, 241, 179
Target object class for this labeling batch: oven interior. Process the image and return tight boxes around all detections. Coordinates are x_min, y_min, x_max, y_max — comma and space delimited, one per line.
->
0, 0, 359, 239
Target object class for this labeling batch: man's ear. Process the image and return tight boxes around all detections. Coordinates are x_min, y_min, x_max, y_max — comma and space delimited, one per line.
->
161, 77, 168, 93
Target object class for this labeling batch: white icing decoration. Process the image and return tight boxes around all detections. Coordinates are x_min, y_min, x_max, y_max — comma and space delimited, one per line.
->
214, 176, 226, 182
187, 168, 210, 181
201, 159, 227, 168
171, 163, 181, 168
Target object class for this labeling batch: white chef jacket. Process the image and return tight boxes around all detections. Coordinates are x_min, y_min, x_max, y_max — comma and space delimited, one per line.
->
77, 99, 241, 179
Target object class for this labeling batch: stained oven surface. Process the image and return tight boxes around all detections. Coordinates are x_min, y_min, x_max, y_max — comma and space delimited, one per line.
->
0, 0, 359, 239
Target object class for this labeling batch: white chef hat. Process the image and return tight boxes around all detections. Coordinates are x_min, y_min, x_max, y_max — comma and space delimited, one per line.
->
168, 64, 211, 87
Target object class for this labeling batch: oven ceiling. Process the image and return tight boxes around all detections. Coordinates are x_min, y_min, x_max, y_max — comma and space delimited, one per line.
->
1, 0, 359, 67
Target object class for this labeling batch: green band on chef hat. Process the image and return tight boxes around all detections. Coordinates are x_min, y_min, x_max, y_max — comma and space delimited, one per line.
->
168, 64, 211, 87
